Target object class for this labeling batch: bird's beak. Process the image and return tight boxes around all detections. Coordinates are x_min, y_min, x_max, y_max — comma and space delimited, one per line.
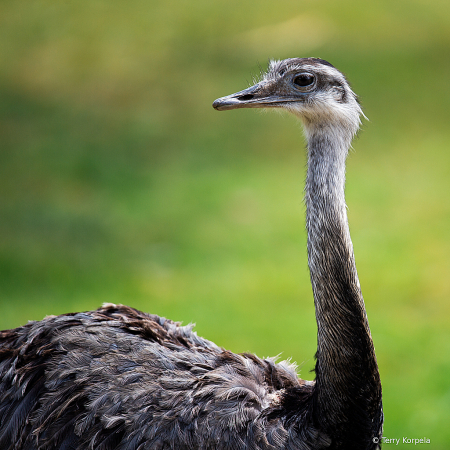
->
213, 82, 282, 111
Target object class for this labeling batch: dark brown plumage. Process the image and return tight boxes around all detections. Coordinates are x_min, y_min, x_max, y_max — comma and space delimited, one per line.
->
0, 304, 326, 449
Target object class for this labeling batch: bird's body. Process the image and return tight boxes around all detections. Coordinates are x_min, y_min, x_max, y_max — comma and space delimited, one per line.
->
0, 58, 383, 450
0, 304, 323, 450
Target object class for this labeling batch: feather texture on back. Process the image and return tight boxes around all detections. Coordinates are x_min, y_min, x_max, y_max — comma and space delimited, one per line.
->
0, 304, 328, 450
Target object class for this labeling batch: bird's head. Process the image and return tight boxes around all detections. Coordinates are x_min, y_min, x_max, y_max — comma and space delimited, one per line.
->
213, 58, 363, 137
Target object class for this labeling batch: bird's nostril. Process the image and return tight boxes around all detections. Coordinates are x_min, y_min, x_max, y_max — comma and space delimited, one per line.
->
237, 94, 254, 101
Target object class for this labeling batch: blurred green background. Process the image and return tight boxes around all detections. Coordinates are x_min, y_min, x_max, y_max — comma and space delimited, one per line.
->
1, 0, 449, 447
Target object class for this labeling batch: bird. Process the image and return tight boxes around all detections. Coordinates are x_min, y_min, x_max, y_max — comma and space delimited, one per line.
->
0, 58, 383, 450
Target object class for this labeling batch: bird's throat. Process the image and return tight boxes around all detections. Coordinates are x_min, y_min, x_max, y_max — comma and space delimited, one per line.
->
305, 127, 381, 442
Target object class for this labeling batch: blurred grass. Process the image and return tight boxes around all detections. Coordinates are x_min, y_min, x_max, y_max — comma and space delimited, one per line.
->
1, 0, 449, 447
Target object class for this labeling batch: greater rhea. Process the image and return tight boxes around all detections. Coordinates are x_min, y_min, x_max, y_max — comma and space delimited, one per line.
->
0, 58, 383, 450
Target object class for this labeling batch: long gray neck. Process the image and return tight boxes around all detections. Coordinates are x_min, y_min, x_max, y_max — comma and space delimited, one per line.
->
305, 123, 382, 447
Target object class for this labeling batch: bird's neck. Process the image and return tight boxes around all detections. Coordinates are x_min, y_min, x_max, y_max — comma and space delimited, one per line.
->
304, 123, 382, 446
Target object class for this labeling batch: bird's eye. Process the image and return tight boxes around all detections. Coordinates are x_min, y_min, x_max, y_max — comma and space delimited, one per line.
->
293, 74, 315, 88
